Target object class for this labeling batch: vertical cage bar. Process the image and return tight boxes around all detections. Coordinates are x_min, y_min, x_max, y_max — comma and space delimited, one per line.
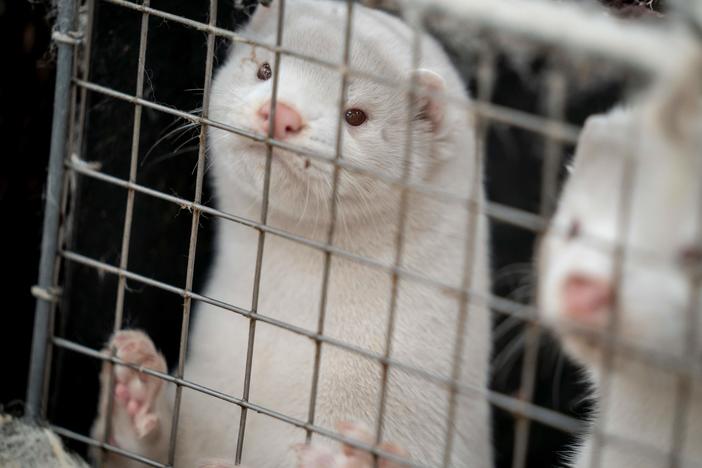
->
667, 273, 699, 468
26, 0, 78, 420
588, 129, 640, 468
166, 0, 219, 464
47, 0, 97, 420
305, 0, 354, 443
39, 7, 85, 420
235, 1, 286, 463
666, 154, 702, 468
511, 68, 566, 468
441, 47, 495, 468
72, 0, 97, 164
98, 2, 151, 463
538, 71, 567, 219
373, 5, 422, 459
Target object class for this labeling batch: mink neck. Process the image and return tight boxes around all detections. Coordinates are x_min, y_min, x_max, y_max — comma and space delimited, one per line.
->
212, 156, 473, 255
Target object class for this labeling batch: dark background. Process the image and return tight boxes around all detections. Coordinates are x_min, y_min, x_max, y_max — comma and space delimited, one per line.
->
0, 0, 663, 467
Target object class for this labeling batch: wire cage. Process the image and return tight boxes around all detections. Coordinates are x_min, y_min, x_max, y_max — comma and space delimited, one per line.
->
26, 0, 702, 467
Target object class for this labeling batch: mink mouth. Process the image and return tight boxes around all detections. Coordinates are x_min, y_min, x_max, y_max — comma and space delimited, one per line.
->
268, 150, 322, 182
547, 314, 605, 350
248, 146, 328, 187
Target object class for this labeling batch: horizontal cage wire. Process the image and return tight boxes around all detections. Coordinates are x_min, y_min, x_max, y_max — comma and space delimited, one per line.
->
23, 0, 702, 468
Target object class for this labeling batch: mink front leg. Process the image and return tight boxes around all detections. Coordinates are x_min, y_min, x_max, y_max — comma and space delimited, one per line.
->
91, 330, 172, 468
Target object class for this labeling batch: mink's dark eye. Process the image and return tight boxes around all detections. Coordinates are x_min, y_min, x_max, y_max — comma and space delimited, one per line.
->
257, 62, 272, 81
567, 219, 581, 240
345, 108, 367, 126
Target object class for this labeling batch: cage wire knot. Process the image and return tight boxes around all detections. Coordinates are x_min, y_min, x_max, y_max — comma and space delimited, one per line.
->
30, 286, 62, 303
51, 30, 83, 46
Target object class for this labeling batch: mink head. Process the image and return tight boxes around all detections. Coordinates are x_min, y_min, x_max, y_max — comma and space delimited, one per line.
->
538, 104, 702, 376
208, 0, 472, 226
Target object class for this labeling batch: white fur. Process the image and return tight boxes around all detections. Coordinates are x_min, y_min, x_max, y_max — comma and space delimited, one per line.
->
95, 1, 492, 467
538, 71, 702, 466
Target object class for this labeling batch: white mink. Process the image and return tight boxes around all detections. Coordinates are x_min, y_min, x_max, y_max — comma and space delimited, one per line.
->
538, 62, 702, 467
92, 1, 492, 467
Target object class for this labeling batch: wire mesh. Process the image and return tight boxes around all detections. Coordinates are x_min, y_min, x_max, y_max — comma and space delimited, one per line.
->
26, 0, 702, 467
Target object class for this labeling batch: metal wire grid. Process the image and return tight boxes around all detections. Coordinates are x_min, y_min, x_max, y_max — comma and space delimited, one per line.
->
25, 0, 701, 467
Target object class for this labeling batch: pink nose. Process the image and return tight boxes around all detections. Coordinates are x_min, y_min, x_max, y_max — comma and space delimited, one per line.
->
258, 100, 304, 140
561, 274, 613, 323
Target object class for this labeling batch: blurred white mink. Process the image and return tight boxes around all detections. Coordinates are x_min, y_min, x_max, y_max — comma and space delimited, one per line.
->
538, 54, 702, 467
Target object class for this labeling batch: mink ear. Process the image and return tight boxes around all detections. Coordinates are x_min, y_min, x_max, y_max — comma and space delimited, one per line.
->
245, 0, 279, 34
413, 69, 446, 136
